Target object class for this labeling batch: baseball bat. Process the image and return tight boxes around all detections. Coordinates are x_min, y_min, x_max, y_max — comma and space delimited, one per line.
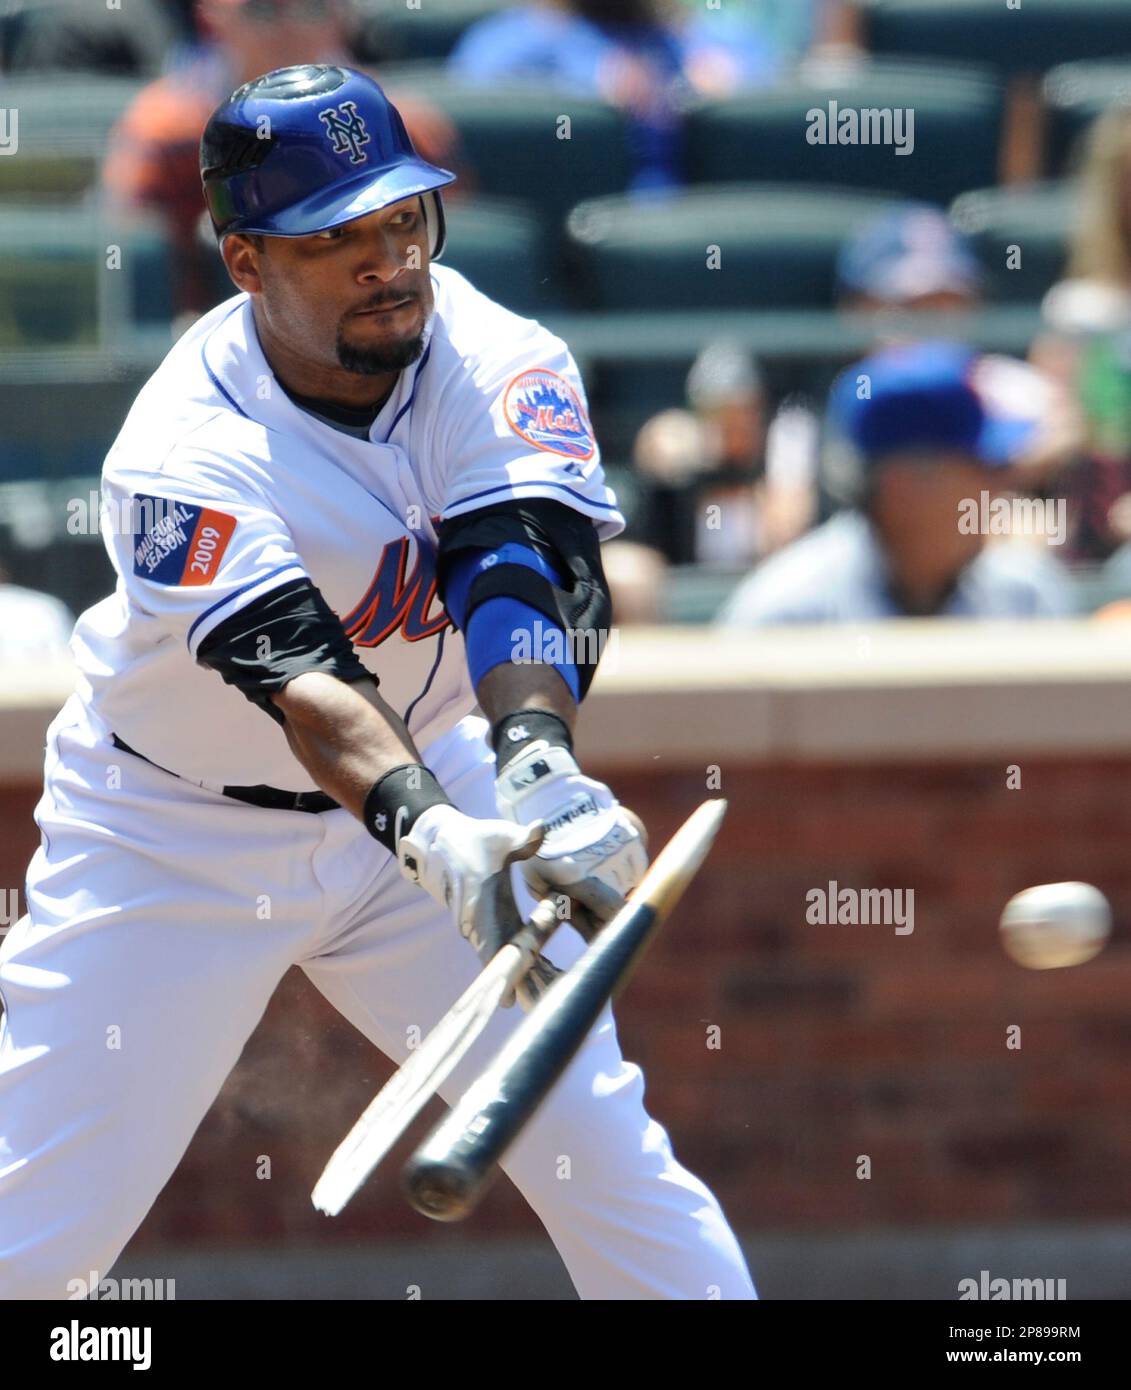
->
311, 894, 562, 1217
401, 798, 728, 1222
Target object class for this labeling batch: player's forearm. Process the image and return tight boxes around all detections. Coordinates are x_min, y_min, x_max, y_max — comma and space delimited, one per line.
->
271, 671, 424, 818
476, 661, 577, 732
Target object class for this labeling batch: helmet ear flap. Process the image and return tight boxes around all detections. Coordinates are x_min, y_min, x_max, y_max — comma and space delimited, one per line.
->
423, 190, 446, 260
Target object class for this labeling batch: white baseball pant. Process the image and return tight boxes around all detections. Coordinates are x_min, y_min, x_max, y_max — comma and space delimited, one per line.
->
0, 694, 756, 1300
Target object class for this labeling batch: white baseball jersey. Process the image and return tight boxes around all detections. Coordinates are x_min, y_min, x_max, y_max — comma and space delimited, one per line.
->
71, 265, 625, 790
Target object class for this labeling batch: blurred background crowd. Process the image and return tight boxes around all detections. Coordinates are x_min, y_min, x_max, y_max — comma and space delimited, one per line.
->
6, 0, 1131, 642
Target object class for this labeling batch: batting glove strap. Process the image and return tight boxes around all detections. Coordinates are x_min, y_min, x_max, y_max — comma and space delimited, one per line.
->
491, 709, 573, 770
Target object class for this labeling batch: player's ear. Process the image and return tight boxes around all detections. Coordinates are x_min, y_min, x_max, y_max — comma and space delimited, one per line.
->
221, 232, 265, 294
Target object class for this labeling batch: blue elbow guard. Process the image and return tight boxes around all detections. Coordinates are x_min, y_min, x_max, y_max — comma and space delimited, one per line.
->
445, 543, 581, 701
437, 500, 613, 700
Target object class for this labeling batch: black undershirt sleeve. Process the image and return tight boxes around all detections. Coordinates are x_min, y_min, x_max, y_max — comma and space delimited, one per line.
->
195, 577, 375, 725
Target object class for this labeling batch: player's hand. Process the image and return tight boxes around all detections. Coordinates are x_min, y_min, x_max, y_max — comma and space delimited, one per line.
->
494, 743, 649, 942
396, 805, 561, 1005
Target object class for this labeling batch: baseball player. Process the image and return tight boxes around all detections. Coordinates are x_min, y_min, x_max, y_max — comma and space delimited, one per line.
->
0, 64, 755, 1300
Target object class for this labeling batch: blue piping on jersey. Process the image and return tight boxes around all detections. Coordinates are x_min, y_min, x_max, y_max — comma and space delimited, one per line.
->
201, 300, 252, 420
402, 625, 446, 733
186, 561, 302, 648
380, 339, 433, 444
444, 480, 621, 514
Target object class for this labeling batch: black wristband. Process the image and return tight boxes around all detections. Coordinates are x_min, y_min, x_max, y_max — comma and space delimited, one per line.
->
363, 763, 451, 853
491, 710, 574, 770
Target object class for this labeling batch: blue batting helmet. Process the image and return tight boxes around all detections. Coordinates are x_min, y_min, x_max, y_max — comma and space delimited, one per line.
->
200, 64, 455, 255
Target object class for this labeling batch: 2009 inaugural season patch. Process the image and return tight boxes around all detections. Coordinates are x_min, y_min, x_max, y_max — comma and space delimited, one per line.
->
131, 493, 237, 586
502, 369, 596, 461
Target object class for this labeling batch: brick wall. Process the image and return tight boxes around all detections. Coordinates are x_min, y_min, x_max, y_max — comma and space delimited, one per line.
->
3, 750, 1129, 1251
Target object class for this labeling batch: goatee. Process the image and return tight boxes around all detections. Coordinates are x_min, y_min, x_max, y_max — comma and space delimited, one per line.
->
336, 329, 426, 375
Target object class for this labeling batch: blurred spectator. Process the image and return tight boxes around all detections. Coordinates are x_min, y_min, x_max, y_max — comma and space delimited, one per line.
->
812, 203, 988, 512
102, 0, 463, 318
6, 0, 176, 76
805, 0, 866, 61
1097, 542, 1131, 612
1090, 596, 1131, 622
631, 340, 817, 571
1065, 106, 1131, 291
1032, 107, 1131, 561
717, 342, 1072, 626
837, 203, 983, 318
449, 0, 782, 191
161, 0, 203, 43
601, 540, 669, 624
672, 0, 866, 81
827, 203, 1082, 533
967, 351, 1084, 520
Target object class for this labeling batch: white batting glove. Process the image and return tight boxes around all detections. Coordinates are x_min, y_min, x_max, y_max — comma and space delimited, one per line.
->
494, 742, 648, 941
396, 805, 560, 1006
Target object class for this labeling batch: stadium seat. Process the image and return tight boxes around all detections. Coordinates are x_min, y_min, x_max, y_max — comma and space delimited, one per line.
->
949, 183, 1076, 304
664, 568, 746, 625
864, 0, 1131, 77
440, 197, 558, 314
351, 0, 505, 63
0, 77, 141, 198
0, 358, 154, 482
1044, 61, 1131, 174
3, 0, 174, 77
0, 4, 28, 68
565, 185, 903, 311
0, 204, 172, 350
371, 69, 632, 237
685, 61, 1002, 206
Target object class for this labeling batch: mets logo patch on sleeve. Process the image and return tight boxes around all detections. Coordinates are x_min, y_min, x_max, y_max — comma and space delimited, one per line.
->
131, 493, 237, 586
502, 368, 596, 461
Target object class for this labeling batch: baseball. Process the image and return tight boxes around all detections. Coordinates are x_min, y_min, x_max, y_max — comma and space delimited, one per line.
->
999, 882, 1112, 970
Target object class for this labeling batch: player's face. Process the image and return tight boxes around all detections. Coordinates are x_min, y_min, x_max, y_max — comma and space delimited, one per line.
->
232, 197, 435, 377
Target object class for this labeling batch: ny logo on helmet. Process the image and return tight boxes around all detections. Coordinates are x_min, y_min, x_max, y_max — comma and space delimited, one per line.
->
318, 101, 370, 164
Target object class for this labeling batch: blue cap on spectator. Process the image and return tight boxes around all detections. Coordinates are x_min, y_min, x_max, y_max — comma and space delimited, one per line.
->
837, 204, 982, 303
832, 342, 1034, 467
